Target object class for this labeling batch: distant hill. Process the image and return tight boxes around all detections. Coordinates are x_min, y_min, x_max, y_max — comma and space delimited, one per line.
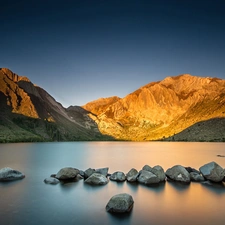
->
82, 74, 225, 141
0, 68, 113, 142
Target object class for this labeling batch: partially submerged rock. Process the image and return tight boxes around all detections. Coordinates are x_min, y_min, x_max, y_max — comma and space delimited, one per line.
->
110, 171, 126, 182
106, 193, 134, 213
0, 167, 25, 181
142, 165, 166, 182
138, 170, 160, 185
84, 168, 95, 179
55, 167, 79, 180
84, 173, 108, 185
190, 172, 205, 182
166, 165, 190, 183
126, 168, 139, 182
199, 161, 225, 182
44, 177, 60, 184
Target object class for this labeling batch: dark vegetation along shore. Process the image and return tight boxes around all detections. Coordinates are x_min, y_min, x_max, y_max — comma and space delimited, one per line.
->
1, 161, 225, 214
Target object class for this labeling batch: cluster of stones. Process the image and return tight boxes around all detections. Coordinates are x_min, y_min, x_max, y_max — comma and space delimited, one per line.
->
1, 161, 225, 214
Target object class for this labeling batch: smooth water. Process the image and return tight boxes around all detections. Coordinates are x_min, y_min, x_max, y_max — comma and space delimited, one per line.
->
0, 142, 225, 225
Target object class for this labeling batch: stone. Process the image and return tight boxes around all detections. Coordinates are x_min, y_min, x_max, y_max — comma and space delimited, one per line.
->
110, 171, 126, 182
138, 170, 160, 185
95, 167, 109, 177
44, 177, 60, 184
106, 193, 134, 213
190, 172, 205, 182
142, 165, 165, 182
152, 165, 166, 182
55, 167, 79, 180
166, 165, 190, 183
185, 167, 200, 174
126, 168, 139, 182
84, 168, 95, 179
199, 161, 225, 182
0, 167, 25, 181
84, 173, 108, 185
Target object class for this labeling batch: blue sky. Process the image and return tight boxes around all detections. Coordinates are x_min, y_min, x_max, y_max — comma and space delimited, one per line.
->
1, 0, 225, 107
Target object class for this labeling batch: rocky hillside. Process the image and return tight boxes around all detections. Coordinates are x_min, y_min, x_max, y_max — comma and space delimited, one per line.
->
0, 68, 112, 142
83, 74, 225, 141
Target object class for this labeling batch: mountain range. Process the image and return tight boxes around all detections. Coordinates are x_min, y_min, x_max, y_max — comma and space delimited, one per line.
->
1, 68, 225, 142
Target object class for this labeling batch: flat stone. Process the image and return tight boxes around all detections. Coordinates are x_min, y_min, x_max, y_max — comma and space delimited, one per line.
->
44, 177, 60, 184
0, 167, 25, 181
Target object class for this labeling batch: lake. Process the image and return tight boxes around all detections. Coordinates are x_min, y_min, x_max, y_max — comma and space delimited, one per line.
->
0, 142, 225, 225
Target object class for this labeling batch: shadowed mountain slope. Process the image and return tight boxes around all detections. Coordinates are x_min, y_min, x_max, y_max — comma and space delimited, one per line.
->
0, 68, 112, 142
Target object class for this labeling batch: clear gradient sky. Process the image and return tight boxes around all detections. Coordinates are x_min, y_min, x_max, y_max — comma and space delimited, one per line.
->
1, 0, 225, 107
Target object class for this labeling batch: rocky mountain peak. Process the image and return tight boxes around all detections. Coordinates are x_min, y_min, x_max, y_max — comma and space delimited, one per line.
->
0, 68, 30, 83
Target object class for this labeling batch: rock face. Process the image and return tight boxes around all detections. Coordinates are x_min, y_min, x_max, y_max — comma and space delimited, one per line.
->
138, 170, 160, 185
126, 168, 139, 182
110, 171, 126, 182
82, 74, 225, 141
106, 193, 134, 213
199, 162, 225, 182
56, 167, 79, 180
0, 68, 112, 143
0, 167, 25, 181
166, 165, 190, 183
44, 177, 60, 184
84, 173, 108, 185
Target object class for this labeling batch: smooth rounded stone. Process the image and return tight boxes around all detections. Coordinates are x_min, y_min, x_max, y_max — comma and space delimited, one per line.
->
84, 168, 96, 179
55, 167, 79, 180
44, 177, 60, 184
166, 165, 190, 183
126, 168, 139, 182
106, 193, 134, 213
199, 161, 225, 182
95, 167, 109, 177
142, 165, 165, 182
84, 173, 108, 185
190, 172, 205, 182
110, 171, 126, 182
137, 170, 160, 185
0, 167, 25, 181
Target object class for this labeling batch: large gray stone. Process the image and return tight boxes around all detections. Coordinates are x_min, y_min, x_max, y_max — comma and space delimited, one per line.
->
199, 161, 225, 182
142, 165, 166, 182
84, 173, 108, 185
106, 193, 134, 213
166, 165, 190, 183
138, 170, 160, 185
55, 167, 79, 180
126, 168, 139, 182
0, 167, 25, 181
110, 171, 126, 182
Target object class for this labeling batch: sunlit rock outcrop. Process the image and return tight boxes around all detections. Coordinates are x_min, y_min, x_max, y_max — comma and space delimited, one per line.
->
83, 74, 225, 141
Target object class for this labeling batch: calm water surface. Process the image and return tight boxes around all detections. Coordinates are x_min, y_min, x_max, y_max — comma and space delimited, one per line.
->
0, 142, 225, 225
